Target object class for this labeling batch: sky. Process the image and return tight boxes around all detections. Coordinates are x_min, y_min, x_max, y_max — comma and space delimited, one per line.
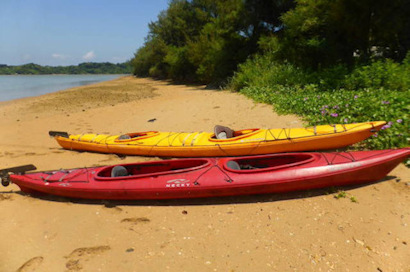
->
0, 0, 170, 66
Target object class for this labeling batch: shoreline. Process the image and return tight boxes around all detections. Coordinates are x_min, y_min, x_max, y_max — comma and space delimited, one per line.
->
0, 74, 128, 103
0, 76, 408, 272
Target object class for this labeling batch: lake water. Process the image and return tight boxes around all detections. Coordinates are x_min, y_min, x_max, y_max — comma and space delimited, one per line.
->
0, 74, 126, 102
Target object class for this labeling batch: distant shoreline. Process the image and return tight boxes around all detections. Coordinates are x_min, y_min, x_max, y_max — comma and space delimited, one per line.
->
0, 73, 130, 76
0, 62, 131, 75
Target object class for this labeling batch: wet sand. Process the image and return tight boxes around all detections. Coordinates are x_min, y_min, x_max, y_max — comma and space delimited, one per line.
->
0, 76, 408, 271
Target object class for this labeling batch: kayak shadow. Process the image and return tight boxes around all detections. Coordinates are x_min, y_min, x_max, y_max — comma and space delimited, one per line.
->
11, 175, 399, 206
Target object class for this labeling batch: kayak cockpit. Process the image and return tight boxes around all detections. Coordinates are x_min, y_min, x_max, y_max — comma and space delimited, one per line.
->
115, 131, 159, 141
224, 154, 315, 172
96, 159, 211, 180
210, 126, 260, 141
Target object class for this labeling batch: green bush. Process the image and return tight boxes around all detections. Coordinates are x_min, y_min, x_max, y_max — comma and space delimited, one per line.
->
234, 55, 409, 150
229, 54, 311, 90
345, 58, 410, 92
240, 85, 409, 149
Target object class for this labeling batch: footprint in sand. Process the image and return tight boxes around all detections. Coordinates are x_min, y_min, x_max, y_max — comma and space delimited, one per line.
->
121, 217, 150, 224
0, 194, 13, 201
121, 217, 151, 233
16, 256, 44, 272
24, 152, 47, 156
65, 246, 110, 271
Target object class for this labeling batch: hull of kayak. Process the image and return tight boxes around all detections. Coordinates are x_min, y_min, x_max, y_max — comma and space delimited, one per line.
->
53, 121, 385, 157
9, 148, 409, 200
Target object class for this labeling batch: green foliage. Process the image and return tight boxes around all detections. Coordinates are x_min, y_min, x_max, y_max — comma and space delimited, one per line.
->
132, 0, 410, 84
164, 46, 196, 81
131, 0, 294, 84
234, 57, 409, 150
275, 0, 410, 68
333, 190, 358, 202
187, 1, 250, 84
132, 38, 169, 78
229, 53, 350, 91
0, 62, 131, 75
334, 191, 347, 199
345, 58, 410, 92
129, 0, 409, 151
229, 54, 311, 90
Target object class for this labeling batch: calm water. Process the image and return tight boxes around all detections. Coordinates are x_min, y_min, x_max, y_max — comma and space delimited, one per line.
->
0, 74, 126, 102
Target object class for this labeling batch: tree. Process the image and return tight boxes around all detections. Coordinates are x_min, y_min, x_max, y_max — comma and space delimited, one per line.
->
273, 0, 410, 69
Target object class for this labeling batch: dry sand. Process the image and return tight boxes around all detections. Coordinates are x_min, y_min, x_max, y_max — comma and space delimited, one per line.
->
0, 76, 408, 272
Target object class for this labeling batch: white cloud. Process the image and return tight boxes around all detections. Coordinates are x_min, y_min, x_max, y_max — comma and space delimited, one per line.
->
83, 51, 96, 61
52, 53, 67, 60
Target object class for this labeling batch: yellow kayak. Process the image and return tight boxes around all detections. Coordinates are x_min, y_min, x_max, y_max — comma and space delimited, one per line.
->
50, 121, 385, 157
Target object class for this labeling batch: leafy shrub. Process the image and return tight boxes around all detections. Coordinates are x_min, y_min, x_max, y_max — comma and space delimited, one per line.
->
164, 46, 196, 81
345, 58, 410, 92
229, 54, 311, 90
231, 51, 409, 150
240, 84, 409, 149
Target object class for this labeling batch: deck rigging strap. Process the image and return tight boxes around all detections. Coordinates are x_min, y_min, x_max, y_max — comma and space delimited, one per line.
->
321, 152, 356, 165
169, 132, 183, 146
216, 144, 231, 156
182, 133, 192, 146
190, 132, 202, 146
267, 129, 278, 141
90, 134, 100, 143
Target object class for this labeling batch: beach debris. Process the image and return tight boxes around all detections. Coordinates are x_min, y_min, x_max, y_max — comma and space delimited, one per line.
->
182, 210, 188, 214
353, 237, 373, 252
148, 118, 157, 122
353, 238, 365, 246
126, 248, 134, 253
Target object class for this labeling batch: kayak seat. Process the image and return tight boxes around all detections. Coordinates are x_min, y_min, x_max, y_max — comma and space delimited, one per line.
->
111, 166, 129, 177
118, 134, 132, 140
227, 161, 241, 170
214, 125, 234, 139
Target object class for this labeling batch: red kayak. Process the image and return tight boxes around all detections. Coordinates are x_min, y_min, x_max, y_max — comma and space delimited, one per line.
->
1, 149, 408, 200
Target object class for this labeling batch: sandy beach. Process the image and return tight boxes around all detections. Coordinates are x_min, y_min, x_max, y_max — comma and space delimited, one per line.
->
0, 76, 408, 272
